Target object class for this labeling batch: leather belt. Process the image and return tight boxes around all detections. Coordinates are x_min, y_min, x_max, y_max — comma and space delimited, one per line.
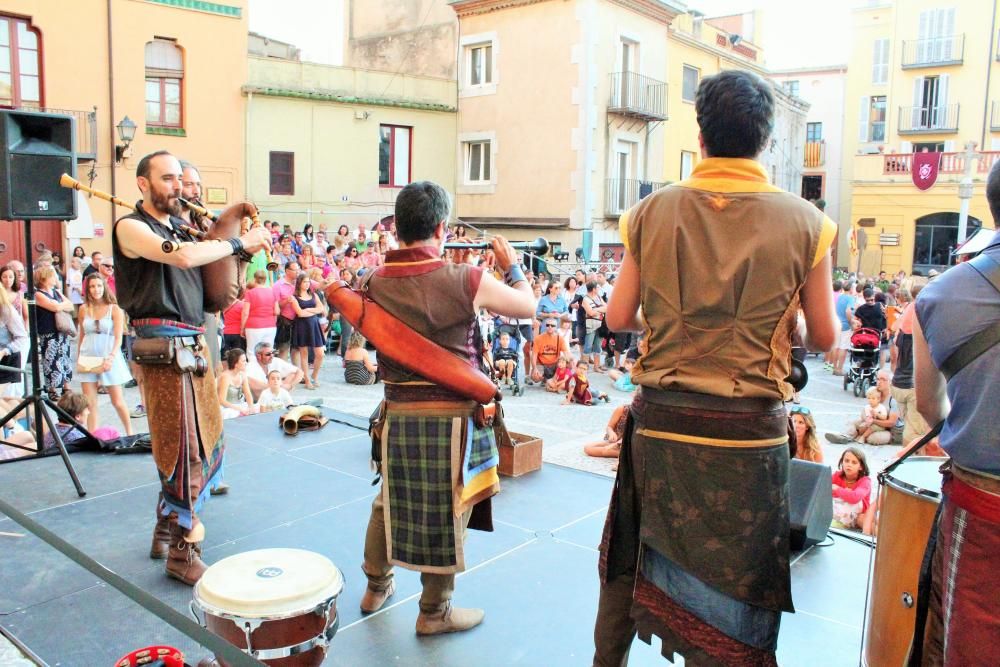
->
637, 386, 784, 413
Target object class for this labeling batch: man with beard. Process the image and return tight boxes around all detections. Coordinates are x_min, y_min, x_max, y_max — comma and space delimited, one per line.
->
113, 150, 271, 585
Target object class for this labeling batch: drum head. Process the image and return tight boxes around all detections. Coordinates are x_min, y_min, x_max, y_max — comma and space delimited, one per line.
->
195, 548, 343, 617
884, 456, 946, 500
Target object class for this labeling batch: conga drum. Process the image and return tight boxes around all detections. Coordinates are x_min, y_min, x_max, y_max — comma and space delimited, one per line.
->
191, 549, 343, 666
863, 457, 945, 666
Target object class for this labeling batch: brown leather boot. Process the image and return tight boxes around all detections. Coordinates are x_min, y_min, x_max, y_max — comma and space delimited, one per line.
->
165, 520, 207, 586
415, 602, 485, 636
149, 511, 171, 560
360, 579, 396, 614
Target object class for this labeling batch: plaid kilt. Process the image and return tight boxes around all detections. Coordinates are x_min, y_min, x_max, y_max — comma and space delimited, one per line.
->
382, 406, 499, 574
917, 467, 1000, 666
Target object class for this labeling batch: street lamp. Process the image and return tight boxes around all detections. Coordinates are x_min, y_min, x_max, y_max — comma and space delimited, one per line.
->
115, 115, 137, 163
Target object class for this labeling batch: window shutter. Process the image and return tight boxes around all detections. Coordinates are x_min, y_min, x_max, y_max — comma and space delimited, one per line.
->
917, 10, 930, 62
872, 41, 879, 84
942, 8, 955, 59
944, 140, 955, 152
912, 77, 924, 128
859, 96, 870, 142
938, 73, 949, 108
901, 141, 912, 153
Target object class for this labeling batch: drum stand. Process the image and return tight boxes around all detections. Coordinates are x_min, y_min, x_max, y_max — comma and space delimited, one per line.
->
0, 220, 87, 497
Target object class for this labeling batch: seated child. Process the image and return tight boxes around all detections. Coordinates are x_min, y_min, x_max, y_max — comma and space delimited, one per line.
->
563, 361, 609, 406
492, 331, 519, 387
43, 391, 104, 450
256, 370, 293, 412
831, 446, 874, 535
545, 355, 574, 393
854, 387, 888, 444
607, 357, 636, 392
583, 403, 629, 460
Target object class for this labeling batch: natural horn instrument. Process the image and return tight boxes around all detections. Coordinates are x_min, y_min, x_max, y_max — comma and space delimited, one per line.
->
181, 196, 279, 272
60, 173, 254, 313
443, 236, 549, 256
60, 174, 205, 251
324, 281, 500, 404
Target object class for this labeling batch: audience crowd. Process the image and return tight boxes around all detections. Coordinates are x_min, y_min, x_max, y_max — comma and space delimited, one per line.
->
0, 226, 959, 542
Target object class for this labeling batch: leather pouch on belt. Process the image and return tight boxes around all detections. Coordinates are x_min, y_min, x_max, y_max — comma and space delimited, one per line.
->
475, 402, 497, 429
133, 338, 198, 374
132, 337, 174, 367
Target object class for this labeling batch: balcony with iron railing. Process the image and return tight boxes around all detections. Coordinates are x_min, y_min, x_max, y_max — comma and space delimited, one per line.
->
901, 34, 964, 68
992, 101, 1000, 132
607, 72, 667, 122
605, 178, 666, 218
881, 150, 1000, 176
804, 140, 826, 168
897, 103, 959, 134
13, 105, 98, 160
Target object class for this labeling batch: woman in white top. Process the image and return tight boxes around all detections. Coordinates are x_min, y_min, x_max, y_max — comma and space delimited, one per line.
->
76, 274, 133, 435
66, 256, 84, 310
217, 348, 256, 419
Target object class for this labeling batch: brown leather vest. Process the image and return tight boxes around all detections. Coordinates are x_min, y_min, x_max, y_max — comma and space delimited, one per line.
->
625, 169, 825, 400
365, 246, 483, 385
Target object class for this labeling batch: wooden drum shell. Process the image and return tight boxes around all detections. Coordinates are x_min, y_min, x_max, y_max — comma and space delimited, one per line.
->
863, 457, 944, 667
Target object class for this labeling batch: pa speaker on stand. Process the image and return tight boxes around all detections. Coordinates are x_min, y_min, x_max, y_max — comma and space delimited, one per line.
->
0, 109, 86, 497
0, 109, 77, 220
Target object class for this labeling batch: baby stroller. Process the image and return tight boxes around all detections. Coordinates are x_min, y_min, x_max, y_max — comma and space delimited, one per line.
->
491, 321, 523, 396
843, 327, 881, 397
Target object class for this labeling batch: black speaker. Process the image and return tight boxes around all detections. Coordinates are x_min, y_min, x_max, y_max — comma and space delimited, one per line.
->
0, 109, 77, 220
789, 459, 833, 550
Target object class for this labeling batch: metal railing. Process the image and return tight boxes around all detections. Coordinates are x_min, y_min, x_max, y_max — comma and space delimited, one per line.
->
604, 178, 666, 217
17, 105, 98, 159
901, 34, 964, 68
607, 72, 667, 122
897, 103, 959, 134
804, 140, 825, 168
882, 150, 1000, 175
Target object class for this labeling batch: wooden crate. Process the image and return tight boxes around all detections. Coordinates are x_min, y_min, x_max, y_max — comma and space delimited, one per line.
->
498, 431, 543, 477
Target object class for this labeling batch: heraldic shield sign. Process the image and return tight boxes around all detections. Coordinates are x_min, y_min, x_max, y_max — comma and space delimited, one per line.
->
912, 151, 940, 190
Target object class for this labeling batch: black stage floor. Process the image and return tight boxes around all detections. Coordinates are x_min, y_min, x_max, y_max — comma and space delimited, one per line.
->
0, 410, 871, 666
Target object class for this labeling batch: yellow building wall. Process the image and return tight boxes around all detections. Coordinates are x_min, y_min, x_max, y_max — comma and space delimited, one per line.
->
454, 0, 578, 223
887, 0, 996, 149
849, 180, 991, 276
0, 0, 247, 258
663, 19, 767, 186
843, 1, 1000, 274
246, 57, 457, 230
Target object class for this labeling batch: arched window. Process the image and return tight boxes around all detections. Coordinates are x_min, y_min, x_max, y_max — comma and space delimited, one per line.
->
145, 38, 183, 127
913, 212, 982, 276
0, 15, 42, 109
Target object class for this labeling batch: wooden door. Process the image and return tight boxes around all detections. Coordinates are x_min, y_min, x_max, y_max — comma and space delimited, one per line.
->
0, 219, 65, 266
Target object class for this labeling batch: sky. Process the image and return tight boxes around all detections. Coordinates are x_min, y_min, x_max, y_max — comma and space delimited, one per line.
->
248, 0, 345, 65
247, 0, 854, 71
688, 0, 854, 69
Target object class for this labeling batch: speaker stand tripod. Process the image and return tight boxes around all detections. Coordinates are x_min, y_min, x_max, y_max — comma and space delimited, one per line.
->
0, 219, 86, 497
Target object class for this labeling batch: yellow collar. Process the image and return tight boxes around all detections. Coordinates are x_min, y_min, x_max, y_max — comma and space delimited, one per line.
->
679, 157, 781, 194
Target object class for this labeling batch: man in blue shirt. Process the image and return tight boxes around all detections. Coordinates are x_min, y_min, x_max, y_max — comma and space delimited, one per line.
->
911, 162, 1000, 663
832, 279, 855, 375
